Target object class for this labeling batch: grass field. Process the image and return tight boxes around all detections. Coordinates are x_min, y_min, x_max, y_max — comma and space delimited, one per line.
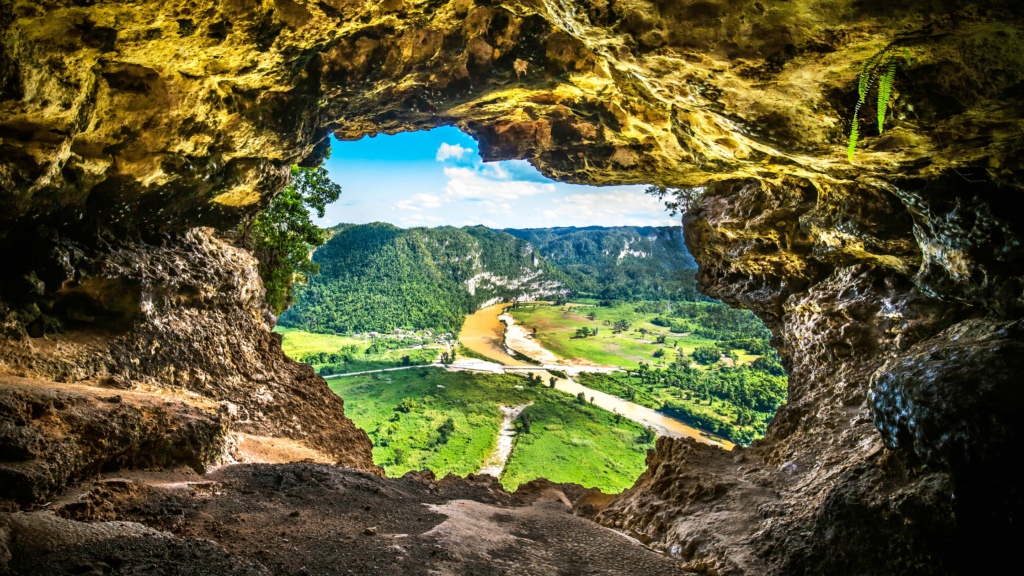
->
508, 303, 735, 369
275, 326, 440, 374
328, 369, 653, 492
274, 326, 366, 357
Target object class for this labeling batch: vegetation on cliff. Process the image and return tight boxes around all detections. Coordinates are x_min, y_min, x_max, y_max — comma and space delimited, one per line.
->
503, 226, 701, 301
279, 224, 566, 333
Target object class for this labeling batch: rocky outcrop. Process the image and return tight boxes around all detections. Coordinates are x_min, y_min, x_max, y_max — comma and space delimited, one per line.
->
2, 1, 1024, 574
0, 229, 378, 502
640, 174, 1022, 574
0, 376, 230, 505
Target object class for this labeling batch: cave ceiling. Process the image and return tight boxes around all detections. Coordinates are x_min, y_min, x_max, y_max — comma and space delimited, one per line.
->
2, 0, 1022, 240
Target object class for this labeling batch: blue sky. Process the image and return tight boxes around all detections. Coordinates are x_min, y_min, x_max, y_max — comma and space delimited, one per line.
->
314, 126, 677, 229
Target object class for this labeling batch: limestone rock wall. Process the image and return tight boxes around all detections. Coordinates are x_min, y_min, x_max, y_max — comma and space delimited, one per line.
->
0, 229, 378, 496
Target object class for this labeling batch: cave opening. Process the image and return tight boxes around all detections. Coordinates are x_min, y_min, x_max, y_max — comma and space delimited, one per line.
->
268, 126, 789, 492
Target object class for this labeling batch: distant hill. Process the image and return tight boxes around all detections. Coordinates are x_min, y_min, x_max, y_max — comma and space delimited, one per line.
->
278, 223, 568, 333
502, 226, 702, 301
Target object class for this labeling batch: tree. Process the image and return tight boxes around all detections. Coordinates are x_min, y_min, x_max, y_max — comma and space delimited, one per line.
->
637, 363, 650, 386
519, 412, 532, 434
693, 346, 722, 365
238, 162, 342, 315
640, 426, 657, 443
644, 185, 706, 216
396, 398, 418, 413
549, 376, 557, 388
576, 391, 587, 405
656, 334, 667, 344
438, 417, 456, 444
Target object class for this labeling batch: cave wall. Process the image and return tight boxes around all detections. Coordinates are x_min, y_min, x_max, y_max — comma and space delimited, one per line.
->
625, 174, 1021, 574
2, 1, 1024, 573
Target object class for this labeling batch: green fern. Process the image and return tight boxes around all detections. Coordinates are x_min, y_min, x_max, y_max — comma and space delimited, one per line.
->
848, 46, 911, 163
848, 117, 860, 163
877, 58, 897, 133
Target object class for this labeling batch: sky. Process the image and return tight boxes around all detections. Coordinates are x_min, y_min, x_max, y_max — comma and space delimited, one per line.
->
314, 126, 677, 229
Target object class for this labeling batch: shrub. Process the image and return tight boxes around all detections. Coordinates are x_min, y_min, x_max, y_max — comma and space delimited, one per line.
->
692, 346, 721, 365
437, 417, 455, 444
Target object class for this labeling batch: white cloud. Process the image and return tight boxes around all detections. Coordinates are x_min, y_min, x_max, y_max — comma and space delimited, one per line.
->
436, 143, 470, 161
394, 193, 443, 211
399, 214, 444, 227
547, 189, 678, 227
482, 201, 516, 217
443, 167, 555, 201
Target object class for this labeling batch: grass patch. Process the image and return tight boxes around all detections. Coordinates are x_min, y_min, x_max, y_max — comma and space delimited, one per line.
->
457, 344, 493, 362
277, 326, 438, 375
328, 369, 651, 492
502, 399, 652, 492
274, 326, 365, 357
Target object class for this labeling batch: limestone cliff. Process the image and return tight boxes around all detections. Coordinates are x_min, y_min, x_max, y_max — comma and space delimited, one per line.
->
2, 1, 1023, 574
0, 229, 378, 504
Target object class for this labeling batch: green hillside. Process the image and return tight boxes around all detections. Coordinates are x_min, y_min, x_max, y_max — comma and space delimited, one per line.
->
502, 226, 702, 301
278, 223, 568, 333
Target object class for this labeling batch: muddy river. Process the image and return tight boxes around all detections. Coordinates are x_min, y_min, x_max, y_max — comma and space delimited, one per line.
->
458, 303, 532, 366
458, 304, 734, 449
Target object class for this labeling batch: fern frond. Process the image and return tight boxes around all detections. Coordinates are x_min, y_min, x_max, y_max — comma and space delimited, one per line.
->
877, 57, 898, 133
848, 45, 912, 163
848, 116, 860, 163
858, 52, 882, 100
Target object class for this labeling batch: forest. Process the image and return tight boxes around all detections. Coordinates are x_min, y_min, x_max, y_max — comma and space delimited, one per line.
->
502, 226, 702, 301
282, 224, 706, 337
278, 223, 567, 334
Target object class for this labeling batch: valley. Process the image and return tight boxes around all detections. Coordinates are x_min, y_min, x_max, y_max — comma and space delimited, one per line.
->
273, 223, 787, 488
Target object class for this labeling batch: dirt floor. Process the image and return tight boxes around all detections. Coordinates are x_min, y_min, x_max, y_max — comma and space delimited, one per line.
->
1, 464, 689, 576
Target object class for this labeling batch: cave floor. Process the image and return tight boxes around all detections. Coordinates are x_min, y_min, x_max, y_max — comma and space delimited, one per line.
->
3, 463, 688, 576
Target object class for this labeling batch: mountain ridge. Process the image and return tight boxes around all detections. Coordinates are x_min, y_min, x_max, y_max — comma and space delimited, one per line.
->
279, 223, 568, 333
280, 223, 701, 334
502, 225, 700, 301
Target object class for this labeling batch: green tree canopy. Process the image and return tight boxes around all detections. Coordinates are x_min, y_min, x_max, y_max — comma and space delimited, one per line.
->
239, 162, 342, 315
